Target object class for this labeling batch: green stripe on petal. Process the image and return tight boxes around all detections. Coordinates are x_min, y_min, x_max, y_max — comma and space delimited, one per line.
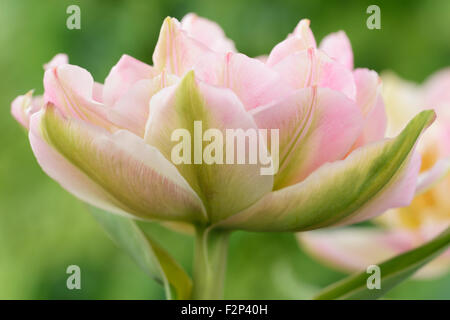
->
38, 104, 207, 223
145, 71, 273, 222
219, 110, 435, 231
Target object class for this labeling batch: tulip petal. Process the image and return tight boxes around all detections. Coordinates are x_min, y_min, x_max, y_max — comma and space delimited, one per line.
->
29, 105, 207, 223
351, 69, 387, 149
108, 73, 178, 137
266, 19, 316, 67
103, 54, 155, 106
319, 31, 353, 69
251, 87, 364, 189
145, 71, 274, 222
219, 110, 435, 231
195, 52, 292, 110
272, 48, 356, 100
181, 13, 236, 53
153, 17, 215, 76
44, 64, 115, 129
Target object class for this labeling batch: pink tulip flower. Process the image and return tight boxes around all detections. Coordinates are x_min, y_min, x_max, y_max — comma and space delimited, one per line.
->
12, 14, 435, 232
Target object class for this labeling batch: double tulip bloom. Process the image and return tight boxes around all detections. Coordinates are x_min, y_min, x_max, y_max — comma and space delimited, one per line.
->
12, 14, 435, 232
301, 70, 450, 277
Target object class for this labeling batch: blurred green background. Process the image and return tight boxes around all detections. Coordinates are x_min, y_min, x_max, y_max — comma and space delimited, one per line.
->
1, 0, 449, 299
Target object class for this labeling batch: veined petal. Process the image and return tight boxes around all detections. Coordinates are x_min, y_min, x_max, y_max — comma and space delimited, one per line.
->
180, 13, 236, 53
153, 17, 215, 76
218, 110, 435, 231
272, 48, 356, 100
251, 87, 363, 189
319, 31, 353, 69
103, 54, 155, 106
195, 52, 292, 110
44, 64, 115, 129
30, 105, 207, 223
266, 19, 316, 67
145, 71, 274, 222
108, 73, 179, 137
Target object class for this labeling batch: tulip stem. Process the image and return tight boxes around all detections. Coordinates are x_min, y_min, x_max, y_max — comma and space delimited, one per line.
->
192, 225, 231, 300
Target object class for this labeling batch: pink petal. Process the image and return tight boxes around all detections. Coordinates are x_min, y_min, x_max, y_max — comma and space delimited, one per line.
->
350, 69, 387, 149
195, 52, 292, 110
319, 31, 353, 69
251, 87, 363, 188
266, 19, 316, 67
272, 48, 356, 100
44, 64, 114, 129
152, 17, 215, 76
103, 54, 155, 106
108, 73, 178, 137
180, 13, 236, 53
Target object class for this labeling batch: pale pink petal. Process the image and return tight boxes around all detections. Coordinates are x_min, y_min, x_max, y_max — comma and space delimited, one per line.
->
351, 95, 387, 150
44, 64, 114, 129
195, 52, 292, 110
92, 82, 104, 103
251, 87, 363, 188
103, 54, 155, 106
354, 69, 381, 116
271, 48, 356, 100
180, 13, 236, 53
350, 69, 387, 149
319, 31, 353, 69
152, 17, 216, 76
266, 19, 316, 67
108, 73, 178, 137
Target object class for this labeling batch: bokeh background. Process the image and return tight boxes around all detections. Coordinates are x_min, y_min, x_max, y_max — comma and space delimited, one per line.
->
1, 0, 449, 299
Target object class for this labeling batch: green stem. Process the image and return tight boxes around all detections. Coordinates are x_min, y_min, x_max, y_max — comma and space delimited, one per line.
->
192, 226, 231, 300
